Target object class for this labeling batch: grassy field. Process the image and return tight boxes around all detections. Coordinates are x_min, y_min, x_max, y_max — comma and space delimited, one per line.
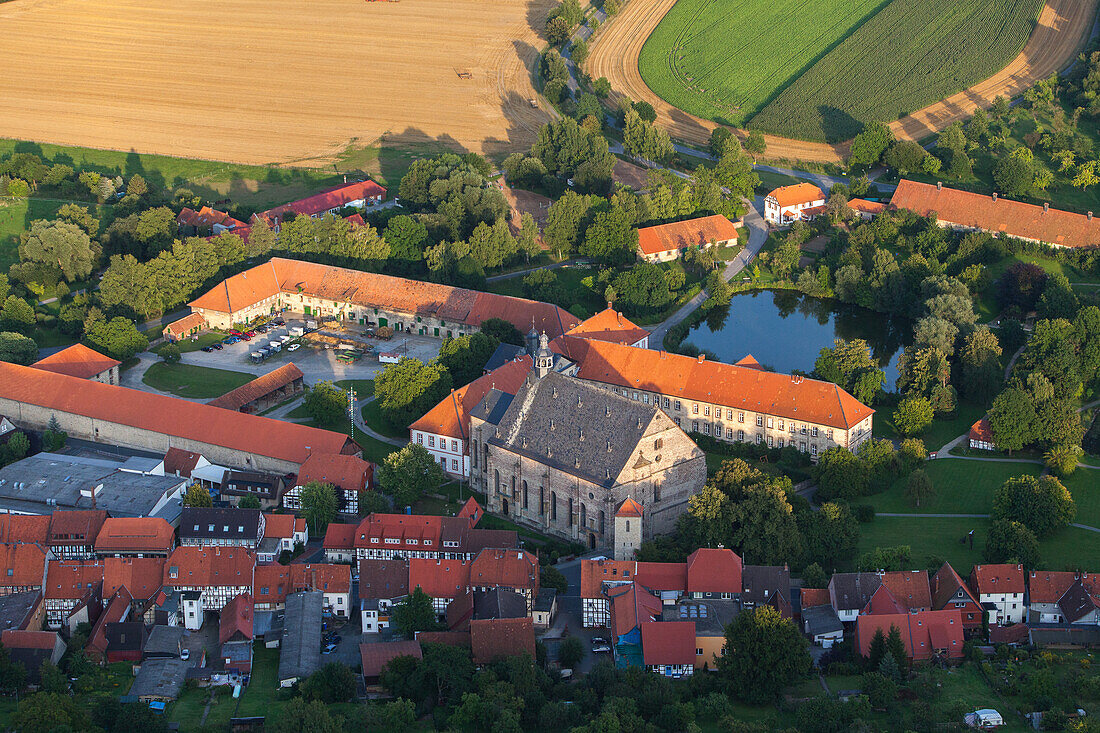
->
638, 0, 890, 127
1061, 469, 1100, 529
362, 399, 408, 440
864, 458, 1042, 515
142, 361, 254, 399
873, 397, 988, 451
751, 0, 1042, 141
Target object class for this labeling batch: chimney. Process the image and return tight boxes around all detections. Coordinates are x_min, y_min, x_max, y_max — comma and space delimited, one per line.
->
1090, 212, 1094, 221
936, 181, 942, 190
992, 193, 998, 202
697, 354, 705, 363
1044, 202, 1049, 213
607, 441, 612, 452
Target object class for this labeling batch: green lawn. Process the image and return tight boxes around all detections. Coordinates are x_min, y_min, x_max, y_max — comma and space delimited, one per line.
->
142, 361, 254, 399
1061, 469, 1100, 529
874, 398, 988, 451
175, 330, 229, 352
361, 398, 407, 440
865, 458, 1042, 515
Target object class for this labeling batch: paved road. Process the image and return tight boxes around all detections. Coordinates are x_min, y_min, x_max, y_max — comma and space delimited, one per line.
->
877, 512, 1100, 534
646, 195, 770, 348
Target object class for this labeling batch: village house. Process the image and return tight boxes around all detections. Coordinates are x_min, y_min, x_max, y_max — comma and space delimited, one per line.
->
470, 617, 536, 665
103, 557, 165, 623
345, 502, 516, 563
159, 447, 209, 480
563, 307, 651, 349
801, 588, 844, 648
469, 549, 540, 611
207, 363, 305, 415
358, 558, 409, 634
176, 206, 248, 237
931, 562, 984, 635
409, 557, 472, 615
322, 523, 357, 563
2, 630, 65, 684
257, 514, 307, 563
1055, 576, 1100, 626
970, 564, 1027, 626
31, 343, 121, 385
828, 572, 881, 623
969, 417, 995, 451
285, 453, 373, 516
640, 620, 696, 678
94, 517, 175, 558
855, 609, 965, 662
848, 198, 886, 220
0, 543, 48, 596
162, 312, 207, 343
764, 183, 825, 226
179, 508, 265, 549
1028, 570, 1080, 624
252, 563, 351, 617
44, 559, 103, 629
890, 179, 1100, 248
163, 546, 255, 615
253, 179, 386, 232
46, 510, 107, 560
636, 214, 741, 263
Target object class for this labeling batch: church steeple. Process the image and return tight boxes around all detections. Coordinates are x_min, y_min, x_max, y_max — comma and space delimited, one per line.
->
525, 322, 539, 357
534, 332, 553, 378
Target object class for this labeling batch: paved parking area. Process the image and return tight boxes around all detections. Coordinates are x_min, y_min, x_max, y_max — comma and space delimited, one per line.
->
178, 317, 444, 383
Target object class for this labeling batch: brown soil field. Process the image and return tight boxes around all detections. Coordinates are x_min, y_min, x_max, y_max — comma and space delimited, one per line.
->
587, 0, 1096, 164
0, 0, 557, 165
613, 159, 651, 189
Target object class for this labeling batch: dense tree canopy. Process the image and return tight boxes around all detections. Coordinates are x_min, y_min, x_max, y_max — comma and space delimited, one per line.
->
719, 605, 811, 703
374, 357, 453, 429
992, 474, 1076, 538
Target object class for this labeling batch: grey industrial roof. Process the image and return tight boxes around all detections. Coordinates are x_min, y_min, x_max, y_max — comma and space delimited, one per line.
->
802, 605, 844, 637
488, 372, 665, 488
279, 591, 322, 683
129, 657, 191, 700
144, 625, 185, 658
0, 453, 185, 517
0, 591, 41, 631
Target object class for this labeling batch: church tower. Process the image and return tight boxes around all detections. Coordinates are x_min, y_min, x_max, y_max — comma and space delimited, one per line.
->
613, 497, 643, 560
534, 332, 554, 378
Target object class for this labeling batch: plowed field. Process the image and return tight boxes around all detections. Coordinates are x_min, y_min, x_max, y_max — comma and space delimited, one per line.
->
0, 0, 556, 165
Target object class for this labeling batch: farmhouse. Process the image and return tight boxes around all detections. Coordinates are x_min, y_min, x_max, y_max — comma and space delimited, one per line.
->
31, 344, 120, 385
764, 183, 825, 226
176, 206, 248, 236
162, 312, 207, 342
968, 417, 995, 451
255, 180, 386, 231
848, 198, 886, 220
186, 257, 578, 337
636, 214, 741, 263
284, 453, 374, 516
890, 179, 1100, 248
970, 564, 1026, 626
0, 361, 358, 474
207, 363, 305, 414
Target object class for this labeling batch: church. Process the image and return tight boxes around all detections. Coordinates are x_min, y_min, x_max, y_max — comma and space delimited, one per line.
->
468, 334, 706, 553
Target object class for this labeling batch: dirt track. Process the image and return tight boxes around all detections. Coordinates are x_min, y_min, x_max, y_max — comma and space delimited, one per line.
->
0, 0, 556, 165
587, 0, 1097, 163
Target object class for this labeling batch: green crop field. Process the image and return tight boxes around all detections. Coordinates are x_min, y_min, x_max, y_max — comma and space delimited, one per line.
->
638, 0, 890, 127
751, 0, 1042, 141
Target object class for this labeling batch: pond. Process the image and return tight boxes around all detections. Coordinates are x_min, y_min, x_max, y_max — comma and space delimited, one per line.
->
682, 289, 912, 389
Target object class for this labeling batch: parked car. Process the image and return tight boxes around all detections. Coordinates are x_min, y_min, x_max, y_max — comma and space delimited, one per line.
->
180, 648, 190, 661
323, 643, 338, 654
254, 325, 267, 333
268, 342, 281, 353
560, 668, 573, 679
241, 334, 251, 341
591, 645, 611, 653
211, 342, 223, 350
287, 343, 300, 352
245, 330, 256, 337
591, 637, 608, 645
201, 346, 214, 352
272, 318, 286, 326
279, 335, 292, 345
228, 329, 243, 336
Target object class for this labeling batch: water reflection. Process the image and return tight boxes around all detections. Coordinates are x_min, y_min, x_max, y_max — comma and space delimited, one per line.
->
684, 290, 911, 388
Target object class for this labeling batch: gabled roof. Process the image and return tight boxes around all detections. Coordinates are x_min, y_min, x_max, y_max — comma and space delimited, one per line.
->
164, 313, 207, 339
766, 183, 824, 208
358, 558, 409, 600
408, 558, 470, 598
87, 588, 133, 657
863, 584, 907, 615
1057, 576, 1100, 624
685, 548, 742, 594
252, 564, 290, 605
881, 570, 932, 611
971, 564, 1025, 596
616, 497, 644, 518
289, 564, 350, 595
890, 179, 1100, 248
969, 417, 993, 443
177, 206, 247, 230
220, 593, 254, 645
641, 620, 696, 666
410, 357, 531, 440
580, 559, 637, 598
857, 609, 965, 661
48, 510, 107, 546
31, 343, 120, 379
262, 514, 306, 541
470, 617, 535, 664
931, 562, 980, 610
566, 307, 650, 346
0, 362, 356, 467
360, 640, 421, 679
636, 214, 741, 256
207, 363, 304, 411
470, 549, 538, 590
456, 497, 483, 525
179, 508, 262, 541
635, 562, 687, 593
103, 557, 165, 601
1028, 570, 1079, 604
553, 336, 873, 430
0, 514, 50, 545
611, 583, 662, 638
95, 518, 174, 555
164, 547, 255, 589
296, 453, 373, 493
800, 587, 832, 609
0, 543, 47, 588
1, 629, 58, 650
848, 198, 886, 215
258, 180, 386, 223
322, 523, 357, 550
161, 447, 204, 477
45, 560, 103, 600
829, 572, 881, 612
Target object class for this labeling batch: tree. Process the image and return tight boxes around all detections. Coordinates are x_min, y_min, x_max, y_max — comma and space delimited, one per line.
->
300, 481, 339, 535
959, 327, 1003, 403
689, 483, 733, 548
156, 342, 181, 364
992, 474, 1076, 538
571, 39, 589, 68
744, 130, 767, 160
848, 122, 894, 168
42, 415, 66, 452
238, 495, 261, 510
14, 692, 84, 733
374, 357, 453, 429
729, 482, 804, 567
1044, 444, 1082, 478
540, 565, 568, 594
0, 296, 35, 334
559, 636, 585, 668
301, 662, 357, 703
883, 140, 928, 173
182, 485, 212, 508
302, 380, 348, 426
84, 317, 148, 361
270, 698, 343, 733
580, 203, 637, 265
998, 262, 1048, 312
865, 628, 888, 669
802, 562, 828, 589
905, 469, 935, 508
377, 443, 448, 508
985, 519, 1040, 568
435, 332, 499, 386
593, 76, 611, 97
709, 127, 733, 157
862, 671, 898, 709
987, 387, 1037, 454
993, 151, 1033, 197
719, 605, 810, 704
393, 586, 442, 639
893, 396, 934, 436
885, 625, 910, 676
804, 501, 860, 569
479, 317, 524, 346
0, 331, 38, 365
6, 432, 29, 463
813, 338, 885, 404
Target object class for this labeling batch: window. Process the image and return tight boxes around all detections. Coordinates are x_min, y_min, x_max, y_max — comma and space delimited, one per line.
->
738, 429, 744, 441
451, 440, 458, 451
756, 434, 762, 444
692, 403, 699, 414
726, 427, 733, 439
643, 394, 650, 404
451, 459, 458, 470
551, 492, 558, 521
738, 412, 744, 423
439, 457, 446, 468
778, 419, 784, 431
726, 409, 733, 420
811, 444, 818, 456
756, 415, 763, 427
692, 421, 698, 432
632, 391, 638, 400
767, 417, 773, 429
703, 424, 710, 435
800, 441, 806, 452
663, 397, 671, 409
654, 438, 663, 450
417, 434, 423, 444
801, 425, 807, 435
625, 520, 630, 532
653, 483, 661, 502
767, 436, 773, 447
704, 405, 710, 417
812, 426, 819, 438
523, 481, 529, 510
778, 438, 784, 448
674, 400, 682, 411
428, 436, 435, 448
568, 498, 574, 526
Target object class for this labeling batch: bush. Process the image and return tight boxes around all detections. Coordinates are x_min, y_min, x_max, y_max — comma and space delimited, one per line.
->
853, 504, 876, 523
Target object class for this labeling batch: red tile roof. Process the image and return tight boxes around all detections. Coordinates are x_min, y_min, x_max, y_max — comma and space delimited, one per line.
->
553, 336, 873, 430
989, 623, 1029, 644
616, 498, 644, 518
0, 543, 47, 589
470, 617, 535, 664
470, 549, 538, 591
410, 356, 531, 440
566, 307, 650, 346
103, 557, 165, 601
219, 592, 253, 645
162, 447, 204, 477
800, 588, 831, 608
0, 515, 50, 545
890, 179, 1100, 248
95, 518, 174, 556
358, 559, 409, 600
1, 629, 58, 650
262, 514, 306, 541
580, 559, 637, 598
636, 214, 741, 256
767, 183, 824, 208
207, 363, 304, 411
456, 497, 483, 526
177, 206, 247, 231
344, 213, 366, 227
290, 564, 350, 595
258, 180, 386, 225
322, 523, 357, 550
48, 510, 107, 547
635, 562, 688, 593
931, 562, 980, 611
971, 564, 1025, 596
360, 640, 421, 679
86, 588, 132, 658
0, 361, 357, 467
1028, 570, 1080, 604
164, 312, 207, 339
641, 620, 696, 666
355, 513, 444, 550
296, 453, 373, 493
863, 584, 907, 615
857, 609, 965, 661
848, 199, 886, 215
969, 417, 993, 444
611, 583, 663, 637
164, 547, 255, 589
409, 558, 470, 599
45, 560, 103, 600
252, 564, 289, 606
31, 344, 120, 380
881, 570, 932, 611
415, 630, 471, 648
189, 258, 578, 339
686, 548, 742, 594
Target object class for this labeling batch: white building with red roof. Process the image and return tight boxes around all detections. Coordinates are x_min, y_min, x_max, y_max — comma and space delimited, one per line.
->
764, 183, 826, 225
970, 564, 1026, 625
565, 307, 650, 349
254, 180, 386, 231
285, 452, 374, 516
31, 343, 120, 385
968, 417, 995, 451
636, 214, 741, 263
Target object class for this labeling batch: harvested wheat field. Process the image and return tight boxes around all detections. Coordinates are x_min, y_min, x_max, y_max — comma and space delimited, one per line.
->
0, 0, 556, 165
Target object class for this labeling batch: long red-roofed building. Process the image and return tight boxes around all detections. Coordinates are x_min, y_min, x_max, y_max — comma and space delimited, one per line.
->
31, 343, 121, 384
95, 517, 175, 558
891, 179, 1100, 248
636, 214, 741, 263
856, 609, 965, 662
207, 363, 305, 414
254, 180, 386, 231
